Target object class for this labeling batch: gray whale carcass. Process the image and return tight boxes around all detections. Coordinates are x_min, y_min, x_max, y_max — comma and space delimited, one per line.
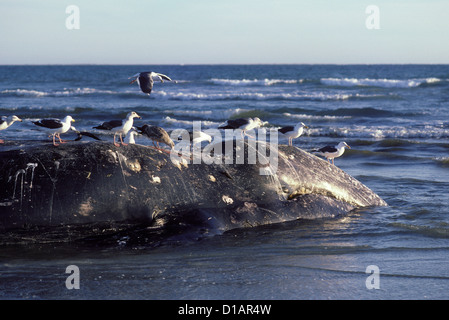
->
0, 140, 386, 234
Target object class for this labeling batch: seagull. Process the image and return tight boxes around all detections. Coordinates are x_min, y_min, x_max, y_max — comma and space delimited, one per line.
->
128, 71, 174, 95
137, 124, 174, 152
218, 117, 263, 138
192, 131, 212, 145
176, 131, 212, 145
32, 116, 75, 146
0, 115, 22, 143
315, 141, 351, 165
124, 130, 140, 144
278, 122, 309, 146
71, 126, 102, 142
93, 111, 141, 147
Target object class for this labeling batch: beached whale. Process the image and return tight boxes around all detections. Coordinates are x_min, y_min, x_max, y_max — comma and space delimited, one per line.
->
0, 140, 386, 235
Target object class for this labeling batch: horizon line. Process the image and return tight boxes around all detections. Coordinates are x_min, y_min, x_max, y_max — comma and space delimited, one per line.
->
1, 62, 449, 66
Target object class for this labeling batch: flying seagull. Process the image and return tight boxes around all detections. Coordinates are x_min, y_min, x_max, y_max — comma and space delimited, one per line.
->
0, 115, 22, 143
128, 71, 174, 95
218, 117, 263, 139
278, 122, 309, 146
32, 115, 75, 146
315, 141, 351, 165
93, 111, 141, 147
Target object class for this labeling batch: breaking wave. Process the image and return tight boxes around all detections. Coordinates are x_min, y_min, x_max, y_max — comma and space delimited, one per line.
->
2, 87, 388, 102
320, 77, 442, 88
209, 78, 303, 86
153, 91, 390, 101
309, 124, 449, 140
1, 87, 119, 97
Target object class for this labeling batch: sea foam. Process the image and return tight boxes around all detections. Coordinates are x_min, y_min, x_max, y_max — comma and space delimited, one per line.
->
320, 77, 441, 88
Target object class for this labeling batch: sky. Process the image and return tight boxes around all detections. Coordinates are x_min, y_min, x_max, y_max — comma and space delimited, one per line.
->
0, 0, 448, 64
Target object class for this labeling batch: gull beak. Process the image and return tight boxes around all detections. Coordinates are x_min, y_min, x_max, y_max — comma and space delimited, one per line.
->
129, 78, 137, 84
72, 119, 75, 122
347, 145, 351, 149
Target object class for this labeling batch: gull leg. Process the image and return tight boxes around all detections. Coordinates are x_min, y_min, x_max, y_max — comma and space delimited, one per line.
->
243, 131, 255, 139
120, 134, 128, 146
151, 141, 163, 151
52, 133, 59, 146
0, 139, 4, 144
113, 133, 120, 147
149, 141, 171, 155
58, 133, 67, 144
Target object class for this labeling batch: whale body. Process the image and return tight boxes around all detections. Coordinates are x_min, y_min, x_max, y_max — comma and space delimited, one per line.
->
0, 141, 386, 236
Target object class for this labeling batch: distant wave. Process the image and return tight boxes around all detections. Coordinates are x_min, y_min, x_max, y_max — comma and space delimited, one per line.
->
1, 88, 118, 97
162, 116, 218, 128
207, 77, 444, 88
282, 112, 351, 120
209, 78, 303, 86
154, 90, 389, 102
435, 157, 449, 167
2, 86, 398, 102
0, 88, 395, 102
279, 107, 403, 119
318, 107, 399, 118
320, 77, 442, 88
309, 124, 449, 140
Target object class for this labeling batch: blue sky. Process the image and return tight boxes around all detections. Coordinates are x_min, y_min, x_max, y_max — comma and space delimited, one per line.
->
1, 0, 448, 64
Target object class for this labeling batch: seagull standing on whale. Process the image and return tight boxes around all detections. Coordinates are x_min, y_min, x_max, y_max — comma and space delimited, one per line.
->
218, 117, 263, 139
137, 124, 174, 152
32, 116, 75, 146
278, 122, 309, 146
0, 115, 22, 143
128, 71, 174, 96
93, 111, 141, 147
315, 141, 351, 165
124, 130, 140, 144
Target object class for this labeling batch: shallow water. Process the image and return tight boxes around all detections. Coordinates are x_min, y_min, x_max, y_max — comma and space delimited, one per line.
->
1, 64, 449, 299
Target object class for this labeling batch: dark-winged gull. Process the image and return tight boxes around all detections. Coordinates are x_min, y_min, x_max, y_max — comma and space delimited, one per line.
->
191, 131, 212, 144
315, 141, 351, 165
32, 115, 75, 146
71, 126, 102, 141
93, 111, 141, 147
176, 131, 212, 144
218, 117, 263, 138
128, 71, 174, 95
278, 122, 309, 146
0, 115, 22, 143
137, 124, 174, 152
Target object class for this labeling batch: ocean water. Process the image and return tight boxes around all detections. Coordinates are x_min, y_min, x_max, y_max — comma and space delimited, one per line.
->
0, 64, 449, 300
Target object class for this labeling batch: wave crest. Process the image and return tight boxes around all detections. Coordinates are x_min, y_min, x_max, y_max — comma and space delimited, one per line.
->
321, 77, 442, 88
209, 78, 302, 86
1, 87, 117, 97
